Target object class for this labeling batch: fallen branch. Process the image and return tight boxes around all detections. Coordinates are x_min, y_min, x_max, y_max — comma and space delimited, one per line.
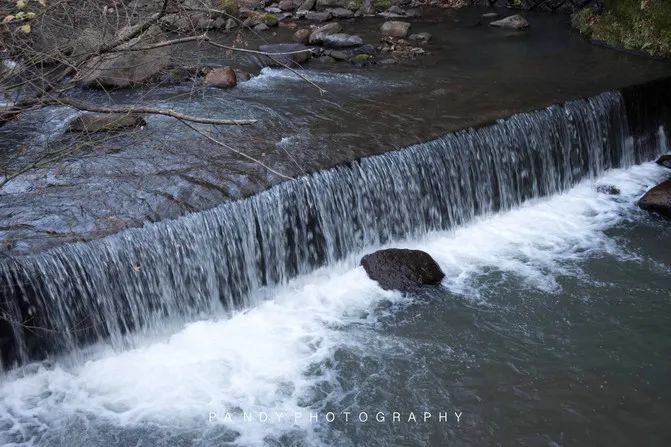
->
50, 97, 257, 125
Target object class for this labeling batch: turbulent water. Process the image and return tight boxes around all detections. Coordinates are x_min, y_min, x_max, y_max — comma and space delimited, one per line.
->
0, 159, 669, 446
0, 90, 661, 366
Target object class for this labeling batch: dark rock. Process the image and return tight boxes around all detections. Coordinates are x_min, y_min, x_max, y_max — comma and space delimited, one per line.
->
329, 7, 354, 18
639, 180, 671, 219
409, 32, 431, 43
380, 20, 410, 38
306, 10, 332, 21
327, 50, 349, 60
361, 248, 445, 292
293, 28, 311, 43
234, 69, 253, 82
656, 154, 671, 169
308, 22, 342, 44
68, 113, 146, 133
490, 15, 529, 30
318, 55, 337, 63
405, 8, 420, 18
258, 43, 312, 66
316, 0, 349, 7
204, 67, 238, 88
254, 22, 270, 31
321, 33, 364, 48
297, 0, 316, 11
596, 184, 620, 195
278, 0, 297, 10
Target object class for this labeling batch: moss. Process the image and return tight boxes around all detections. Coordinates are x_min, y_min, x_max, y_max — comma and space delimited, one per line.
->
260, 13, 278, 27
351, 54, 373, 65
218, 0, 239, 17
572, 0, 671, 58
373, 0, 391, 12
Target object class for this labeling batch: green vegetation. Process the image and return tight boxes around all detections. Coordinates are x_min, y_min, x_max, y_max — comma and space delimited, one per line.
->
260, 13, 278, 27
572, 0, 671, 58
218, 0, 239, 17
373, 0, 391, 12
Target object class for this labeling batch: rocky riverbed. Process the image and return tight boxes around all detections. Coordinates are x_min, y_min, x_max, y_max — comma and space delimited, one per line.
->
1, 6, 671, 256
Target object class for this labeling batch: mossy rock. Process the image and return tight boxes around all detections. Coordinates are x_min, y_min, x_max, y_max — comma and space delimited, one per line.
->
260, 13, 279, 26
373, 0, 391, 12
218, 0, 239, 17
573, 1, 671, 58
350, 53, 373, 66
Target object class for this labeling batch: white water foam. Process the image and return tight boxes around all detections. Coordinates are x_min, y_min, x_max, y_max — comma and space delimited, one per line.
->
239, 67, 382, 91
0, 160, 668, 446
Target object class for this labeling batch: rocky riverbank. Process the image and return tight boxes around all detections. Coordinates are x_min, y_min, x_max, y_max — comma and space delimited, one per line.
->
1, 4, 671, 256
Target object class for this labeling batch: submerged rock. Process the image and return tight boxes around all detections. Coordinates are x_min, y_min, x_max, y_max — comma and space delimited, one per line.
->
490, 15, 529, 30
361, 248, 445, 292
204, 67, 238, 88
321, 33, 364, 48
638, 180, 671, 220
380, 20, 411, 38
68, 113, 146, 133
409, 32, 432, 43
656, 154, 671, 169
596, 184, 620, 195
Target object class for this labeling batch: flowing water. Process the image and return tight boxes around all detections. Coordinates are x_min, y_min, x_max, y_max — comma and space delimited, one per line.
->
0, 80, 670, 444
1, 9, 671, 445
1, 90, 662, 364
0, 158, 669, 446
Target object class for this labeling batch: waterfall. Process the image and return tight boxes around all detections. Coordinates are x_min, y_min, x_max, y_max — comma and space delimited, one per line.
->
0, 87, 668, 368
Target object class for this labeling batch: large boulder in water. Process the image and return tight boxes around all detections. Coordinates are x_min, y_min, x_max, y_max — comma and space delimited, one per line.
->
380, 21, 411, 38
638, 180, 671, 219
361, 248, 445, 292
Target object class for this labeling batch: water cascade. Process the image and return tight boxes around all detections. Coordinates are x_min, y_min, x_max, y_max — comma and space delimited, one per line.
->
1, 79, 670, 368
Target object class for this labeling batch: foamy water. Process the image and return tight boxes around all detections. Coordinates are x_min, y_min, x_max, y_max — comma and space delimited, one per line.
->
0, 160, 667, 446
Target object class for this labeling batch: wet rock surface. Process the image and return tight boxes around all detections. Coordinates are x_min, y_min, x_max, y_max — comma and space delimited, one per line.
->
656, 155, 671, 169
204, 67, 238, 88
68, 113, 146, 133
1, 9, 671, 256
639, 180, 671, 220
361, 248, 445, 291
489, 15, 529, 30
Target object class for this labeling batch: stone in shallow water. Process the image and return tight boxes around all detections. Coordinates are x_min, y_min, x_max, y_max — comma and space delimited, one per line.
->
380, 20, 411, 38
203, 67, 237, 88
308, 22, 342, 44
68, 113, 145, 133
361, 248, 445, 292
490, 15, 529, 30
321, 33, 364, 48
638, 180, 671, 220
656, 154, 671, 169
596, 184, 620, 195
